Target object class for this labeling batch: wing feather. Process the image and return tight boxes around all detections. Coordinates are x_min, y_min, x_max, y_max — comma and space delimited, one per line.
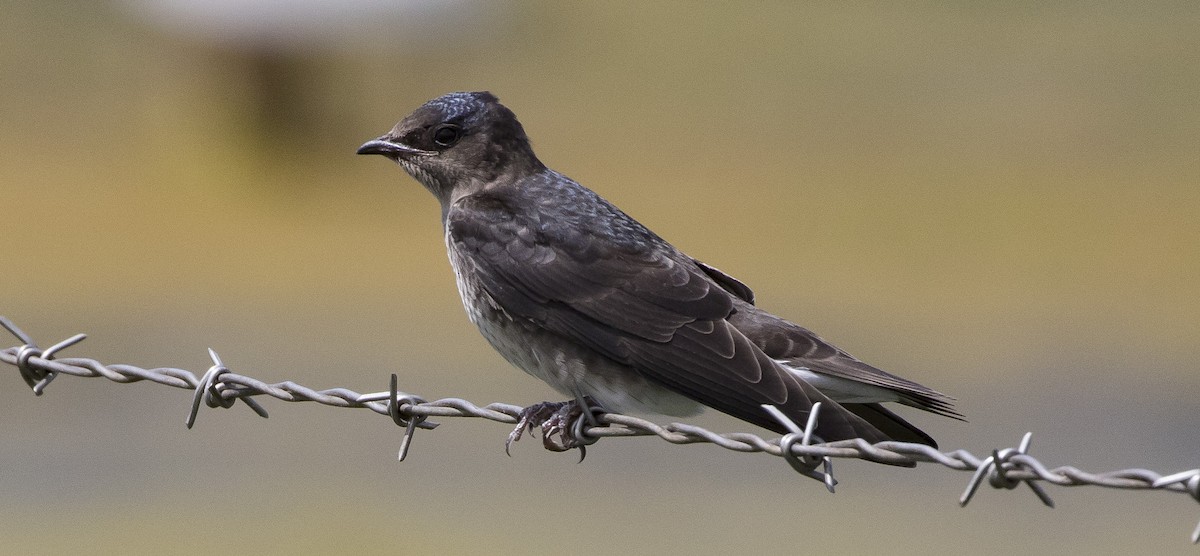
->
447, 191, 895, 442
731, 306, 964, 421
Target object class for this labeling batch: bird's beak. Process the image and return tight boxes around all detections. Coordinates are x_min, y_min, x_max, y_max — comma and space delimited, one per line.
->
356, 138, 434, 158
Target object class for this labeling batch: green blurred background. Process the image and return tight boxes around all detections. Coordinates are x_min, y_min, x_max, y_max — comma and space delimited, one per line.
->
3, 1, 1198, 554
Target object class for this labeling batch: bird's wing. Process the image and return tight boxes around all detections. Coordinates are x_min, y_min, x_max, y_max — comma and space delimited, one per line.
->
732, 306, 964, 421
693, 259, 755, 304
447, 192, 892, 442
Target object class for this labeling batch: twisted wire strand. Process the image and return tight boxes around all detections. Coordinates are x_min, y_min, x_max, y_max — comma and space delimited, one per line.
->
2, 316, 1197, 544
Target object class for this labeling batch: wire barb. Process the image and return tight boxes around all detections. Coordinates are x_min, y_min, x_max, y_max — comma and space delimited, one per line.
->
1153, 470, 1200, 544
2, 316, 87, 395
763, 403, 836, 492
2, 316, 1198, 544
960, 432, 1055, 508
186, 349, 270, 428
388, 373, 435, 461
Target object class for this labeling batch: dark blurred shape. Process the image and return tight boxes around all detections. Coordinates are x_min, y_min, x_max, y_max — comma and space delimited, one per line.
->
118, 0, 498, 160
122, 0, 482, 52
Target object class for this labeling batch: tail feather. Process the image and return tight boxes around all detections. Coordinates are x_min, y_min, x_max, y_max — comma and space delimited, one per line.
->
843, 402, 939, 448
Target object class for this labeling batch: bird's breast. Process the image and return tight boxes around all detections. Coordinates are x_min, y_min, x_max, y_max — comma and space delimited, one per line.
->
442, 228, 700, 417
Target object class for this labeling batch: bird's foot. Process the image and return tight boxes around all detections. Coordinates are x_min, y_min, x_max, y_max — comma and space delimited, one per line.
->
506, 398, 603, 458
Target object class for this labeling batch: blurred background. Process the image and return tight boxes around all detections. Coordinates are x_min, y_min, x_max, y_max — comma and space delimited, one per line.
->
3, 1, 1198, 554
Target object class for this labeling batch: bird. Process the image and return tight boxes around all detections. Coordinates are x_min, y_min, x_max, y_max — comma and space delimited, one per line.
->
357, 91, 962, 452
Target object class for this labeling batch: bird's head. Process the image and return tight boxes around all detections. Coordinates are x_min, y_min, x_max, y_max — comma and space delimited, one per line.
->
357, 91, 544, 203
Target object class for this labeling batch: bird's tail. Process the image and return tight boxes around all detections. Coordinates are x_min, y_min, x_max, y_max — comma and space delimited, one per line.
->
842, 402, 938, 448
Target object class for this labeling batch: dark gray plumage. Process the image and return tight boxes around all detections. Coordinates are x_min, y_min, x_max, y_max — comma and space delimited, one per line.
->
358, 91, 962, 447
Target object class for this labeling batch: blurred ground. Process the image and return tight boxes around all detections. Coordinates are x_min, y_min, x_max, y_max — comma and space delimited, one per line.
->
2, 2, 1199, 554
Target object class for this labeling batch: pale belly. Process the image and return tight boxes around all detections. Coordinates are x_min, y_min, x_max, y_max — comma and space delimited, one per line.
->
445, 237, 701, 417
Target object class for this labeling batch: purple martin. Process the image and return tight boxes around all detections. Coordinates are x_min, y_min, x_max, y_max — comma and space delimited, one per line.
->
358, 91, 962, 449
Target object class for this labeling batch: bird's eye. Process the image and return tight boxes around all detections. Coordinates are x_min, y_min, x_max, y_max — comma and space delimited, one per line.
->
432, 125, 461, 147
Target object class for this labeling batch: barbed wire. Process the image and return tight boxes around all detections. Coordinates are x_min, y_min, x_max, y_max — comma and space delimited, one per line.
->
3, 315, 1198, 544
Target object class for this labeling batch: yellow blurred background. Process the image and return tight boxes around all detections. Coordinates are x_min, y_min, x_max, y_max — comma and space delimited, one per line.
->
3, 2, 1198, 554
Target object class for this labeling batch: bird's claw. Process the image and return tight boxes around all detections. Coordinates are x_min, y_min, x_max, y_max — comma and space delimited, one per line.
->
505, 398, 602, 458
